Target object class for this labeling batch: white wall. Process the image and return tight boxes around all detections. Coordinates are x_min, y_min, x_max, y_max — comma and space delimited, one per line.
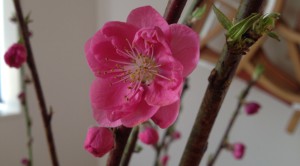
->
1, 0, 299, 166
0, 0, 98, 165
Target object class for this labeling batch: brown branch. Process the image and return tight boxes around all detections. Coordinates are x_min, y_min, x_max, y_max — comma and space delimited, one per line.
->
107, 126, 132, 166
164, 0, 188, 24
12, 1, 59, 166
207, 80, 255, 166
179, 0, 264, 166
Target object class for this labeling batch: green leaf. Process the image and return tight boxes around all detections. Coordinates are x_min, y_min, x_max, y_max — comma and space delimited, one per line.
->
267, 31, 280, 41
212, 4, 232, 30
227, 14, 261, 41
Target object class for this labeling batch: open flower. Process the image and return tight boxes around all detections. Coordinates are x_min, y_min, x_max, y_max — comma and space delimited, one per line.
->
84, 126, 114, 157
138, 127, 159, 145
85, 6, 199, 128
4, 43, 27, 68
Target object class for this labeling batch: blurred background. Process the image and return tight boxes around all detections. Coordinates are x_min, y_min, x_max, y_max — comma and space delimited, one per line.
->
0, 0, 299, 166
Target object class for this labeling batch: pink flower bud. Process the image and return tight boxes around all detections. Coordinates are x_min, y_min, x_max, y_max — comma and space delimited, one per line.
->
244, 102, 260, 115
171, 131, 181, 140
18, 92, 26, 105
232, 143, 246, 159
161, 155, 169, 166
84, 126, 114, 157
138, 127, 159, 145
4, 43, 27, 68
21, 158, 30, 166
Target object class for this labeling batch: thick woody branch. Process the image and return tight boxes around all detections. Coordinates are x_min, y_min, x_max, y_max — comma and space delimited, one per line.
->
179, 0, 264, 165
107, 127, 132, 166
164, 0, 188, 24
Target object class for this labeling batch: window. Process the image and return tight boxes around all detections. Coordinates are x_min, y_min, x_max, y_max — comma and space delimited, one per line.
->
0, 0, 21, 116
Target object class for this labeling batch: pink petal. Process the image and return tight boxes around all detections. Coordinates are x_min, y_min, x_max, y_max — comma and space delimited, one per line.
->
101, 21, 138, 49
127, 6, 169, 35
145, 54, 183, 106
90, 78, 135, 110
92, 105, 122, 127
92, 40, 130, 77
169, 24, 200, 77
152, 99, 181, 128
85, 38, 102, 75
90, 78, 143, 127
121, 100, 159, 127
85, 22, 136, 78
133, 27, 171, 56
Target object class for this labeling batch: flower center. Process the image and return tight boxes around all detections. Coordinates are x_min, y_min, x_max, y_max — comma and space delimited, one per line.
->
102, 43, 171, 101
128, 54, 158, 84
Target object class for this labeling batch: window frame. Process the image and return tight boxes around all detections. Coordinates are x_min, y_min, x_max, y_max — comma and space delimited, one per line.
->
0, 0, 21, 116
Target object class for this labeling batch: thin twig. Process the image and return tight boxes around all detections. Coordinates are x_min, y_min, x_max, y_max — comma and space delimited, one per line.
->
120, 126, 139, 166
21, 67, 33, 166
154, 128, 169, 166
12, 1, 59, 166
179, 0, 264, 165
207, 80, 255, 166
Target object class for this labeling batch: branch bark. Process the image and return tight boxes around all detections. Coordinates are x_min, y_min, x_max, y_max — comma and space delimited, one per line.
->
106, 126, 132, 166
12, 0, 59, 166
179, 1, 264, 165
164, 0, 188, 24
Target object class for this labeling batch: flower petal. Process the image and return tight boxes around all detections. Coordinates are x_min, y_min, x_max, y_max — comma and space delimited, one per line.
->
145, 54, 183, 106
90, 78, 143, 127
127, 6, 169, 34
90, 78, 133, 109
101, 21, 138, 49
92, 105, 122, 127
85, 38, 103, 75
170, 24, 200, 77
121, 100, 159, 127
152, 99, 181, 129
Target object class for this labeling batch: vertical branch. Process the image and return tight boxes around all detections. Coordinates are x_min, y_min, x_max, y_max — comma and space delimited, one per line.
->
12, 0, 59, 166
179, 1, 264, 166
106, 126, 132, 166
164, 0, 188, 24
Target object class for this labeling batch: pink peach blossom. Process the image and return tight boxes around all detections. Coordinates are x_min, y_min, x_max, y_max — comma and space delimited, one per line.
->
244, 102, 260, 115
4, 43, 27, 68
85, 6, 199, 128
232, 142, 246, 159
138, 127, 159, 145
84, 126, 114, 157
